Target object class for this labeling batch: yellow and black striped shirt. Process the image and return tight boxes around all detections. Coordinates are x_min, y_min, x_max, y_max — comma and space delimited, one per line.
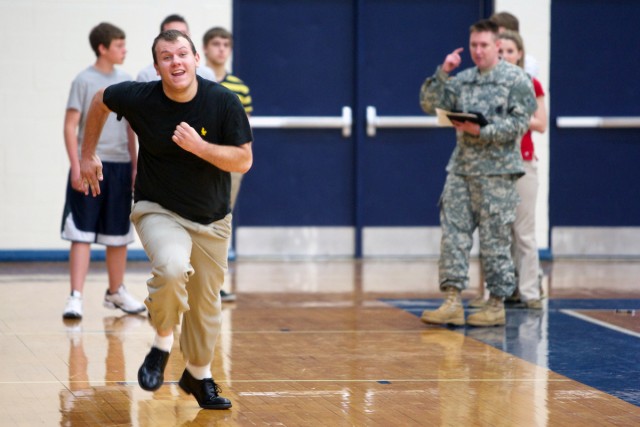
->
220, 74, 253, 115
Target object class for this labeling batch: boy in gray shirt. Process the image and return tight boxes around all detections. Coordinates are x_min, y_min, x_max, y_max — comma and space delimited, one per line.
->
61, 22, 145, 320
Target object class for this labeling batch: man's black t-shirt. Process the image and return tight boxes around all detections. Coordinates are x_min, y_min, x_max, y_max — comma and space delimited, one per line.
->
103, 76, 253, 224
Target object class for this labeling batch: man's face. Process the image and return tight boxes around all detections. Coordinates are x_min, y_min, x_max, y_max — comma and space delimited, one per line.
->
153, 36, 199, 91
203, 37, 232, 66
102, 38, 127, 65
469, 30, 500, 71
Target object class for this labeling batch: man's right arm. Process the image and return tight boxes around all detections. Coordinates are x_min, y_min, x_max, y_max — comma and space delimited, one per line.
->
420, 67, 456, 114
420, 48, 463, 114
80, 88, 111, 196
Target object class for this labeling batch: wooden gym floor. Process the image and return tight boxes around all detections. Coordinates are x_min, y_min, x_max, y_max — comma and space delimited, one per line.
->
0, 258, 639, 426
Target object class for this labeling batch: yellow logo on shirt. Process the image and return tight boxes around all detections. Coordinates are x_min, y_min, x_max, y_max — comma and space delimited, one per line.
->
200, 127, 207, 136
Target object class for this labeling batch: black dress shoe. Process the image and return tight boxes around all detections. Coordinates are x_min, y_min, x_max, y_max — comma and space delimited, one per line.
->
178, 369, 232, 409
138, 347, 170, 391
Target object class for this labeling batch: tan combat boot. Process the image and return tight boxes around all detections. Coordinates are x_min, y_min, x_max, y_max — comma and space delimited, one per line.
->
421, 287, 465, 326
467, 295, 505, 326
467, 295, 487, 308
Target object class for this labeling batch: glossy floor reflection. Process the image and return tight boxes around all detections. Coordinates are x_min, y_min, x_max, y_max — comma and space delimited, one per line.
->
389, 298, 640, 407
0, 259, 639, 426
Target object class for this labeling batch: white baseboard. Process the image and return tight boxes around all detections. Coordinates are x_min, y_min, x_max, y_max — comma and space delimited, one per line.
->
552, 227, 640, 257
236, 226, 481, 258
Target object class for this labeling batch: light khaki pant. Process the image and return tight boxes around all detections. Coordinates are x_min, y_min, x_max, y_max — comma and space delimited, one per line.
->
131, 201, 231, 366
512, 160, 540, 301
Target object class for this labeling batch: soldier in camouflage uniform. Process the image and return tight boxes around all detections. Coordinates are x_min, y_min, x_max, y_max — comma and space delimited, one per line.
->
419, 19, 536, 327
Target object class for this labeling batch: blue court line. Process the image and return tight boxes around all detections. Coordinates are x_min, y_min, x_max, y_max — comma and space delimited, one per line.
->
0, 249, 553, 262
0, 249, 149, 262
382, 298, 640, 407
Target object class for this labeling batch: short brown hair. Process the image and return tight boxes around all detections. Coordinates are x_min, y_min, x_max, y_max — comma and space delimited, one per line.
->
469, 19, 499, 36
88, 22, 125, 58
202, 27, 233, 48
160, 14, 188, 33
490, 11, 520, 32
152, 29, 197, 64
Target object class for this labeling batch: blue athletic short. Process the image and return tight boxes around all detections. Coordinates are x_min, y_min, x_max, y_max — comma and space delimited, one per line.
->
60, 162, 135, 246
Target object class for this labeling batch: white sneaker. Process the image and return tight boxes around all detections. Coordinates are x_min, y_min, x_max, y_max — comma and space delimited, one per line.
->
103, 285, 146, 315
62, 291, 83, 319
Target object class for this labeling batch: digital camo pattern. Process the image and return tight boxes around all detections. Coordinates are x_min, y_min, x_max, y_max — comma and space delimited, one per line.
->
438, 173, 519, 296
419, 60, 537, 176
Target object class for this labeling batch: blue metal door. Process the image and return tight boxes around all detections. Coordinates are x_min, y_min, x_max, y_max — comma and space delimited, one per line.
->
550, 0, 640, 256
233, 0, 489, 257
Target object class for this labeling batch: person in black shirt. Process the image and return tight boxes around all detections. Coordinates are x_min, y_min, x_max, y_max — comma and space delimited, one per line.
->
79, 29, 253, 410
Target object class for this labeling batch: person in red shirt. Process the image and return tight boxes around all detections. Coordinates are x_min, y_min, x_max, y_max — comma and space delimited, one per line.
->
491, 30, 547, 308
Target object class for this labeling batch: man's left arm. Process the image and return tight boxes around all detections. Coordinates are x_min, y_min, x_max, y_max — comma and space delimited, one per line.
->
172, 122, 253, 173
477, 77, 537, 144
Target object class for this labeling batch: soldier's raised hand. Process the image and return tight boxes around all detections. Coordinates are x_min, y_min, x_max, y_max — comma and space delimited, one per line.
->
442, 48, 463, 73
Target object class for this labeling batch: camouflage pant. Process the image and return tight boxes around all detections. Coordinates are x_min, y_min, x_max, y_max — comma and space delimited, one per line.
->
438, 173, 519, 297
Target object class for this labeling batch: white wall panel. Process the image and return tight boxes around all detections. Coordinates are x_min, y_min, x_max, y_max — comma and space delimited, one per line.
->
0, 0, 232, 252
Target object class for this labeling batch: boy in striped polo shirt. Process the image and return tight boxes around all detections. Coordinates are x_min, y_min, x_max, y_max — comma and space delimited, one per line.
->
202, 27, 252, 297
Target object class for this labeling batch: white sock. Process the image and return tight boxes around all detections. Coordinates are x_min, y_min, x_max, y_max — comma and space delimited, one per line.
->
186, 362, 212, 380
152, 334, 174, 352
71, 290, 82, 298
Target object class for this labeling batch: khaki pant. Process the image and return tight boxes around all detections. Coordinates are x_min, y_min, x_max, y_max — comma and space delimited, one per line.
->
131, 201, 231, 366
512, 160, 540, 301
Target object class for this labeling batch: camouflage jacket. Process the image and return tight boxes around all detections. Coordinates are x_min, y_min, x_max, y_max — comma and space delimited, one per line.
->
419, 60, 536, 176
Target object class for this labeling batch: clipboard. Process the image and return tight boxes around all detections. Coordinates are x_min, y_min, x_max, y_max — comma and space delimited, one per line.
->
436, 108, 488, 127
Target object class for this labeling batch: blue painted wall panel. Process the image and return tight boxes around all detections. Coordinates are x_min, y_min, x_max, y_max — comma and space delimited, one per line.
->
550, 0, 640, 227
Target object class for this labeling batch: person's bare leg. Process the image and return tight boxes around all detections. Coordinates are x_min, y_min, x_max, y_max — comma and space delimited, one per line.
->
105, 245, 127, 293
69, 242, 91, 293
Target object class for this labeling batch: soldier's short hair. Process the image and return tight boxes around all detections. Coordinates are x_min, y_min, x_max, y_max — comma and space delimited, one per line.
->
469, 19, 500, 36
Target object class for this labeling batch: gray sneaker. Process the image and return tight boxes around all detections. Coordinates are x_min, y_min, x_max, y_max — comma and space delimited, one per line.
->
104, 285, 146, 314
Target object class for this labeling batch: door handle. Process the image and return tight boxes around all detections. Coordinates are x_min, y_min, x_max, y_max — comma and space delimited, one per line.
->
366, 106, 437, 137
556, 116, 640, 128
249, 106, 353, 137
